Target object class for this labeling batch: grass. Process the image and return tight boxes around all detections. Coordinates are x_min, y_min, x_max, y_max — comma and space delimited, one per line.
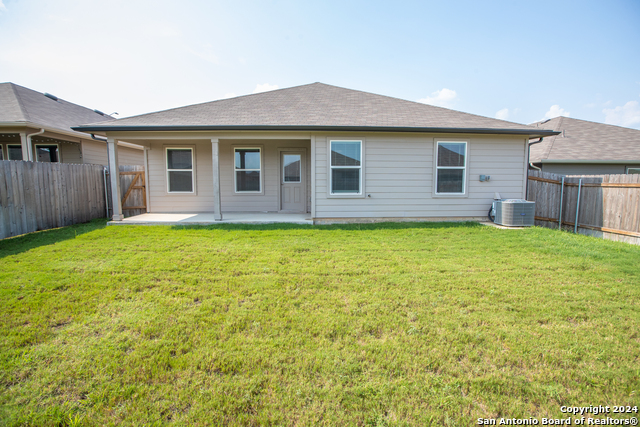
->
0, 219, 638, 426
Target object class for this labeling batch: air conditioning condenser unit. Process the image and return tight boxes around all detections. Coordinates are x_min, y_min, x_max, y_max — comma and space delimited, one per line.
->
492, 199, 535, 227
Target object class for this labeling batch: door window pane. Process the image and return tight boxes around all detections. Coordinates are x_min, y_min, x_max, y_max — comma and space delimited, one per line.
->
283, 154, 301, 183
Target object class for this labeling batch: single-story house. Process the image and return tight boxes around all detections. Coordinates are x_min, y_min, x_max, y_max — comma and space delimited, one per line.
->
74, 83, 556, 223
529, 116, 640, 175
0, 82, 143, 165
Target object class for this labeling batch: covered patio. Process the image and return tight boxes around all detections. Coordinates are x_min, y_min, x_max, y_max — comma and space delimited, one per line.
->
108, 212, 313, 226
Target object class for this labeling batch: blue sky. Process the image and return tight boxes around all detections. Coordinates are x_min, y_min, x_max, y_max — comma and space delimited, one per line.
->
1, 0, 639, 128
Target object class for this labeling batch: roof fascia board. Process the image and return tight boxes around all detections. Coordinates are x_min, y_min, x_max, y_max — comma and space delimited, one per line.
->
2, 121, 100, 141
1, 121, 142, 149
73, 124, 559, 137
541, 159, 640, 164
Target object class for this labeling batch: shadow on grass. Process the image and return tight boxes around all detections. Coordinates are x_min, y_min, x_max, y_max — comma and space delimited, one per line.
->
169, 221, 485, 232
0, 218, 108, 258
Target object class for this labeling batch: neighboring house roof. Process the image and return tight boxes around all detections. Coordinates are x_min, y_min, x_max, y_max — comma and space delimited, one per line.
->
74, 83, 556, 137
0, 82, 115, 139
529, 116, 640, 164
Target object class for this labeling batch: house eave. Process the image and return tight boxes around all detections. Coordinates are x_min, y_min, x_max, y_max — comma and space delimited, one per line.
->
1, 121, 100, 141
540, 159, 640, 165
72, 124, 560, 137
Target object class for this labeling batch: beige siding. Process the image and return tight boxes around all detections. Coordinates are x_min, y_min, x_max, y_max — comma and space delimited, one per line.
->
118, 146, 144, 166
58, 141, 83, 164
81, 140, 144, 166
147, 140, 214, 213
81, 140, 109, 165
145, 139, 311, 214
219, 140, 311, 213
314, 133, 527, 219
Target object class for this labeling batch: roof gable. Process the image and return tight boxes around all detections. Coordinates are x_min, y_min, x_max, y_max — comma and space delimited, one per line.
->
75, 83, 554, 136
0, 82, 115, 137
529, 116, 640, 163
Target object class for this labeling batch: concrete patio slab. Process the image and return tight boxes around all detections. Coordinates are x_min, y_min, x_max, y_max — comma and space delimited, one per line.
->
108, 212, 313, 226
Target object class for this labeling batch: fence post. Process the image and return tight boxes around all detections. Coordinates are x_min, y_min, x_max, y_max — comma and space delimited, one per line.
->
574, 178, 582, 234
558, 177, 564, 230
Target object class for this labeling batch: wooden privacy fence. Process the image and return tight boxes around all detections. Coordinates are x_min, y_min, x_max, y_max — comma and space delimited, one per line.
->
0, 160, 107, 240
117, 165, 146, 218
527, 170, 640, 245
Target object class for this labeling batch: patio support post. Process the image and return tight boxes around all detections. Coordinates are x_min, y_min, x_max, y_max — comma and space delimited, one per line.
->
211, 138, 222, 221
19, 133, 31, 161
107, 137, 123, 221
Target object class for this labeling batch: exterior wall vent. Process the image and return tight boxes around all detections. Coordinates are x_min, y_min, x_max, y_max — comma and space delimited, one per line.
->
492, 199, 535, 227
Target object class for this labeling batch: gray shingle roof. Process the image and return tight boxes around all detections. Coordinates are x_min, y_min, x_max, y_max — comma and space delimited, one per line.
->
74, 83, 555, 136
529, 116, 640, 163
0, 82, 114, 138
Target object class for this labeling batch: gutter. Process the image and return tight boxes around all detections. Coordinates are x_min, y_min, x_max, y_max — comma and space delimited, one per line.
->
540, 159, 640, 165
72, 124, 560, 138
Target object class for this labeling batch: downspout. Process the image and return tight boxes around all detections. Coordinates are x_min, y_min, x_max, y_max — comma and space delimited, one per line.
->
103, 167, 110, 218
526, 137, 544, 199
528, 137, 543, 170
26, 128, 45, 161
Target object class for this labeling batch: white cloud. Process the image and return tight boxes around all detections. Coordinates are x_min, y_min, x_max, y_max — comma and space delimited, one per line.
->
584, 102, 596, 108
417, 88, 457, 108
0, 1, 6, 11
495, 108, 509, 120
603, 100, 640, 127
253, 83, 279, 94
544, 105, 570, 120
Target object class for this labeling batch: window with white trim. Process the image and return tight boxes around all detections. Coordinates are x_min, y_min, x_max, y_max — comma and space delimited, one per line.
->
330, 140, 362, 195
35, 144, 59, 162
7, 144, 23, 160
166, 148, 194, 193
436, 141, 467, 194
234, 147, 261, 192
627, 167, 640, 174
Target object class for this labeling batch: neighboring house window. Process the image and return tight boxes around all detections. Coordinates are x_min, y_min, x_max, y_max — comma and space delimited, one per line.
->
166, 148, 194, 193
35, 144, 59, 162
234, 148, 261, 192
436, 141, 467, 194
330, 140, 362, 195
7, 144, 23, 160
0, 144, 3, 160
627, 167, 640, 174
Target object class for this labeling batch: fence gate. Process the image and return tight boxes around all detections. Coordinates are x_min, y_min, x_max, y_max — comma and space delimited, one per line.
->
119, 165, 146, 217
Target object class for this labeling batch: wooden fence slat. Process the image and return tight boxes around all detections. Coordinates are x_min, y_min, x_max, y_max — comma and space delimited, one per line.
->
0, 161, 138, 239
529, 170, 640, 245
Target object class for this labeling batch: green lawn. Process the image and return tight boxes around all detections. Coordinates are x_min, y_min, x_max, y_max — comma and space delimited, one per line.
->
0, 220, 638, 426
